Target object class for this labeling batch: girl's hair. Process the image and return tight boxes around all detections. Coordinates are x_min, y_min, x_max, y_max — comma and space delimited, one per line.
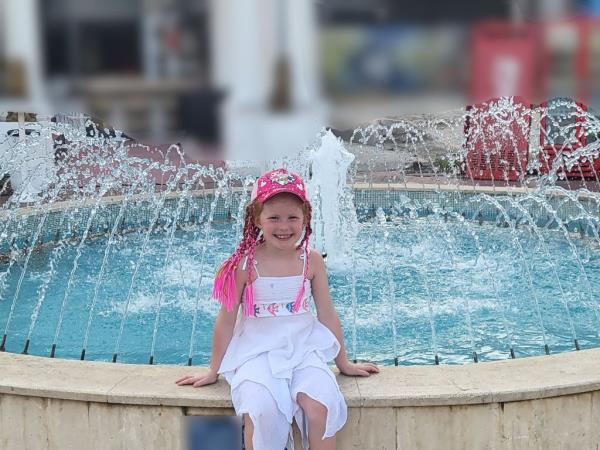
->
212, 194, 313, 316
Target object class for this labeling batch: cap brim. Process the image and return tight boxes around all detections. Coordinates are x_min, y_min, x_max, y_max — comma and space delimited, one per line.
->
258, 187, 307, 203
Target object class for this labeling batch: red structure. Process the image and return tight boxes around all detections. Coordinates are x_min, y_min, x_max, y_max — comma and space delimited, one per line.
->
464, 97, 531, 182
470, 21, 541, 104
465, 18, 600, 182
538, 98, 600, 179
540, 17, 600, 107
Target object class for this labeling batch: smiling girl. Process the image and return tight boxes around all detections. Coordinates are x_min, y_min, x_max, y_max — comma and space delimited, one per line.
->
176, 168, 378, 450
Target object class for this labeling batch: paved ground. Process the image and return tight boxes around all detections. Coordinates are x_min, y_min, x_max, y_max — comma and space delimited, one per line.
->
3, 108, 600, 206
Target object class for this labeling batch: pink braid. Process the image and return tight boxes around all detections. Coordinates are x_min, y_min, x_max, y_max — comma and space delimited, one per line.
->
212, 203, 261, 313
290, 238, 310, 313
242, 236, 261, 316
291, 204, 313, 313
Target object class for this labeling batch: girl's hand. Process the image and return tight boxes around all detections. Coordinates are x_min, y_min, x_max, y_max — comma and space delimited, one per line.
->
338, 361, 380, 377
175, 369, 219, 387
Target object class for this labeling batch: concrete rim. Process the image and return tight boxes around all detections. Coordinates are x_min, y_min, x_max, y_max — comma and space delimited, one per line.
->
2, 348, 600, 409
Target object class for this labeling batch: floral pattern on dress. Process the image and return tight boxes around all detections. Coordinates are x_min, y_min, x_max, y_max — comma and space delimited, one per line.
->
253, 298, 311, 317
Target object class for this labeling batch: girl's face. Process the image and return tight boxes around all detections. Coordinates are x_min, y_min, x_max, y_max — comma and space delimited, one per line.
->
256, 194, 305, 251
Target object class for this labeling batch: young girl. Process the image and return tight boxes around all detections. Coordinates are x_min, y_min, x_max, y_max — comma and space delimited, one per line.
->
176, 168, 378, 450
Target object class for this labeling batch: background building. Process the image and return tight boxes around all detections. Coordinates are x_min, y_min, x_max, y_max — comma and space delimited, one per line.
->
1, 0, 599, 159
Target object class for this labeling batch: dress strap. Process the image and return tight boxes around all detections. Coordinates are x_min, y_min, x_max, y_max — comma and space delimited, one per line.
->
300, 246, 307, 276
253, 260, 261, 277
242, 256, 261, 277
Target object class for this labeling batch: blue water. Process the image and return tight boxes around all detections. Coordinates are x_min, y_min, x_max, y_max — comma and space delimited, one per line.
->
1, 216, 600, 366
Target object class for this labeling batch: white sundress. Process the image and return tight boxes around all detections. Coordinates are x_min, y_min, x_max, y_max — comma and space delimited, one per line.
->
218, 250, 348, 450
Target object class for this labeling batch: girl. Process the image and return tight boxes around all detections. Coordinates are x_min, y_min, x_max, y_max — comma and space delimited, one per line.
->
176, 168, 378, 450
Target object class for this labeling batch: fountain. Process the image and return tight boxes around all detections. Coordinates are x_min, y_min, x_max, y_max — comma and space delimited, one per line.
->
0, 100, 600, 366
308, 130, 358, 265
2, 98, 600, 448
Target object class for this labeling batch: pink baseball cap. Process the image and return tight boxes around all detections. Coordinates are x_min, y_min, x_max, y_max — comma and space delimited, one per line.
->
251, 168, 308, 203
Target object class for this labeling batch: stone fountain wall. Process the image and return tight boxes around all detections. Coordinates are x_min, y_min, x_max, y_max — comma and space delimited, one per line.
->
1, 350, 600, 449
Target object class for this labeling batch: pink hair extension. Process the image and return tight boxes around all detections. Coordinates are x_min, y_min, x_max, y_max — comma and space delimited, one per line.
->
242, 235, 261, 316
291, 205, 313, 313
290, 238, 311, 313
212, 204, 260, 313
211, 257, 240, 311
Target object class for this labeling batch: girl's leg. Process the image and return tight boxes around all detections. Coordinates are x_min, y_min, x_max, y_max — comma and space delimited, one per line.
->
296, 393, 336, 450
290, 362, 347, 450
234, 380, 290, 450
243, 413, 254, 450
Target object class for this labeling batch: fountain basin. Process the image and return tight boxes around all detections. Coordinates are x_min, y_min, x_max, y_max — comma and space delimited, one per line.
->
1, 184, 600, 366
1, 349, 600, 448
3, 99, 600, 448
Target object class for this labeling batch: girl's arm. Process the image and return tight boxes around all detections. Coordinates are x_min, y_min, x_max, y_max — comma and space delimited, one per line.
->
176, 264, 246, 387
310, 250, 379, 377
